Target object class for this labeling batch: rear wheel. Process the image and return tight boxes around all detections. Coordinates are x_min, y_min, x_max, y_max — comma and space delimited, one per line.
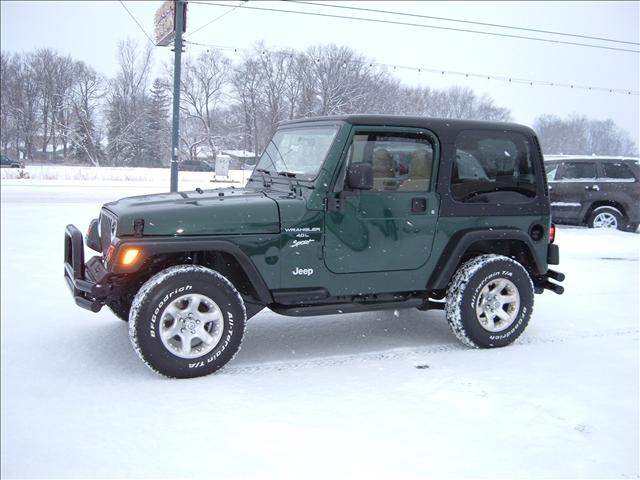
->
588, 206, 623, 230
129, 265, 246, 378
445, 254, 534, 348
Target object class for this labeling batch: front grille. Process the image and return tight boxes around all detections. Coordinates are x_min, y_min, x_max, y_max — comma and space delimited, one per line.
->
99, 209, 117, 256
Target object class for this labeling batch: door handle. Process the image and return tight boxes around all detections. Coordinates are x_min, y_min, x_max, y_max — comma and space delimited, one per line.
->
584, 185, 600, 191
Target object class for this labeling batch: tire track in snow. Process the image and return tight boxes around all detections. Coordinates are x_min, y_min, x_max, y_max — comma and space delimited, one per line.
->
222, 328, 638, 375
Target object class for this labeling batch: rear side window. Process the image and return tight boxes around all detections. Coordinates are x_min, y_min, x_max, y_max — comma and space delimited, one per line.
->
602, 162, 635, 180
559, 162, 596, 180
452, 130, 536, 202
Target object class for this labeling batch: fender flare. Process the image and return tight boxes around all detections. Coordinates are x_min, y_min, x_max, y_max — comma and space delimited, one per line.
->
427, 229, 545, 290
112, 238, 273, 304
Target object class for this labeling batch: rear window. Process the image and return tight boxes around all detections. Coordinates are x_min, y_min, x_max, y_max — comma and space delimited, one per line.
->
452, 130, 536, 203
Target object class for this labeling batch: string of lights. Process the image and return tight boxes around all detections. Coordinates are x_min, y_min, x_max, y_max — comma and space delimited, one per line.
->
188, 1, 640, 54
287, 0, 640, 47
184, 0, 248, 38
184, 40, 639, 96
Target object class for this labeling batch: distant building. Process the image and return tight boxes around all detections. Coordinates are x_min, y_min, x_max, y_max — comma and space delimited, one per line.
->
220, 150, 257, 169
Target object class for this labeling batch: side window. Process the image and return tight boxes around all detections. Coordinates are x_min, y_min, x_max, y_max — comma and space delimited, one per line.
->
602, 162, 635, 180
559, 162, 596, 180
348, 133, 433, 192
452, 130, 536, 202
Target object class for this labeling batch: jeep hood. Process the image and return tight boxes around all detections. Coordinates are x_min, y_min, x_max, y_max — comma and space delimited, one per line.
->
104, 187, 280, 236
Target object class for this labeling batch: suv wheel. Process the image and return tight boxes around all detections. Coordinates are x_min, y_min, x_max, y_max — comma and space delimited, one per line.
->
445, 255, 534, 348
588, 206, 622, 230
129, 265, 246, 378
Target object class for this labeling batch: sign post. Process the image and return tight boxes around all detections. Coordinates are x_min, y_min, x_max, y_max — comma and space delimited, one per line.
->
154, 0, 187, 192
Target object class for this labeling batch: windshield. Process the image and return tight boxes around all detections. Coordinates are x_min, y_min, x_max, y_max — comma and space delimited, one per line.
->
254, 125, 339, 179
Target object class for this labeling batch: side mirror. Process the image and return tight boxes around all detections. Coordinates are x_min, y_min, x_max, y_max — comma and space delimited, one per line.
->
347, 163, 373, 190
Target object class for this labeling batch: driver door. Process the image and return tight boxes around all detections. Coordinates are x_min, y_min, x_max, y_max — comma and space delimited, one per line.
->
324, 127, 439, 274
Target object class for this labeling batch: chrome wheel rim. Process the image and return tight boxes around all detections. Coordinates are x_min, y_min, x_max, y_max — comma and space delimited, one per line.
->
593, 212, 618, 229
159, 293, 224, 359
475, 278, 521, 332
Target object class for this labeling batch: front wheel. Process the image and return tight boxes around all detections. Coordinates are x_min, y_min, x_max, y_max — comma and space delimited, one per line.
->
445, 255, 534, 348
129, 265, 246, 378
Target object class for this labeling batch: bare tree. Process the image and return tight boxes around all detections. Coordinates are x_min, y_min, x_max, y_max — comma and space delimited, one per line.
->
64, 61, 104, 165
255, 45, 296, 137
9, 53, 40, 160
231, 56, 264, 156
0, 51, 18, 156
106, 39, 153, 166
180, 49, 230, 160
534, 114, 638, 156
303, 44, 374, 116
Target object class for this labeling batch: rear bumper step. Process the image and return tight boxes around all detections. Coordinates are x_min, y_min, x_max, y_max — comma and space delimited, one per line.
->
535, 268, 565, 295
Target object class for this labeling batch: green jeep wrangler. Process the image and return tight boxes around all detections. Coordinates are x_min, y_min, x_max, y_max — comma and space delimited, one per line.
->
64, 115, 564, 378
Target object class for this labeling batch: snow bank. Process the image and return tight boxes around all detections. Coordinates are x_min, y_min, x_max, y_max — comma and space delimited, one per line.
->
0, 164, 251, 186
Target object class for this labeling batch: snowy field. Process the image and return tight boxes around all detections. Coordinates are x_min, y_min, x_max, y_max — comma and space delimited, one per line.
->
1, 177, 638, 479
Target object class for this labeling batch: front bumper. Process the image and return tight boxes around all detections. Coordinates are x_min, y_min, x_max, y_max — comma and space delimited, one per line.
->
64, 224, 110, 312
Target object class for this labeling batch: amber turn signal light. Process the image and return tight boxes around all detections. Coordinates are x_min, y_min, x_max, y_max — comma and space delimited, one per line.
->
120, 248, 141, 266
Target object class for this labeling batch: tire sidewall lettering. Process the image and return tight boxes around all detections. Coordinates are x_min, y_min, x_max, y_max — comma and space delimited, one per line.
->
459, 258, 533, 348
150, 285, 193, 338
132, 267, 247, 378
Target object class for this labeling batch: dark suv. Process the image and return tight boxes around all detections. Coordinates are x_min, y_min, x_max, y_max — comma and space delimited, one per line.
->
65, 115, 563, 378
545, 156, 640, 231
0, 154, 24, 168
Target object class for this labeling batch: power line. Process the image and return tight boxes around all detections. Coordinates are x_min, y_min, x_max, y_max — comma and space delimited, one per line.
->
185, 0, 247, 38
188, 1, 639, 54
119, 0, 155, 46
185, 40, 639, 96
288, 1, 640, 47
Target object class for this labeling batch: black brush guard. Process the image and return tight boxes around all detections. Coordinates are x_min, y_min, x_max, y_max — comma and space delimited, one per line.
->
64, 224, 110, 312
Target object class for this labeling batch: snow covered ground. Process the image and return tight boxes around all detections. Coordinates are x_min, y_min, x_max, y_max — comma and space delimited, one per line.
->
1, 178, 638, 479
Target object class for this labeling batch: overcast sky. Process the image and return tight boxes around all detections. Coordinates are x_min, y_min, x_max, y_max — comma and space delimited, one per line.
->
2, 0, 638, 147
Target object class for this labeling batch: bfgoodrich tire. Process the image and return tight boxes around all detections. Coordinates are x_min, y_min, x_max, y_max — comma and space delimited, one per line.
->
129, 265, 246, 378
445, 255, 534, 348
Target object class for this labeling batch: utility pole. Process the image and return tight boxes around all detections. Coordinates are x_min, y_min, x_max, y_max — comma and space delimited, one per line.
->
169, 0, 185, 192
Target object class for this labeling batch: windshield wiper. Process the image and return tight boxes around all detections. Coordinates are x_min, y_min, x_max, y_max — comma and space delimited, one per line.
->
277, 171, 297, 178
269, 140, 290, 172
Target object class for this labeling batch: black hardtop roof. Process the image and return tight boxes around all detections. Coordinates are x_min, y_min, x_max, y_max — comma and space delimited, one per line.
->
279, 114, 536, 137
